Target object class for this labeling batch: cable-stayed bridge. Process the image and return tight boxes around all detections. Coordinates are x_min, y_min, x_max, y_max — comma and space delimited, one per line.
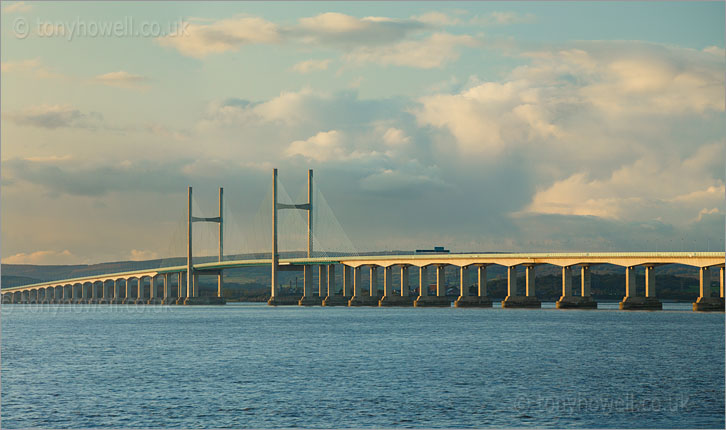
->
2, 169, 724, 311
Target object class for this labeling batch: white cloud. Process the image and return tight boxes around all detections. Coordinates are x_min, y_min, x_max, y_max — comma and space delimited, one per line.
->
412, 12, 460, 26
5, 104, 104, 130
298, 12, 369, 33
94, 71, 149, 89
293, 12, 428, 47
1, 58, 63, 79
345, 32, 478, 68
285, 130, 347, 162
129, 249, 160, 261
382, 127, 411, 146
523, 144, 726, 226
3, 1, 33, 13
470, 11, 535, 26
291, 59, 331, 74
415, 41, 724, 158
360, 161, 446, 192
156, 16, 280, 58
3, 250, 79, 265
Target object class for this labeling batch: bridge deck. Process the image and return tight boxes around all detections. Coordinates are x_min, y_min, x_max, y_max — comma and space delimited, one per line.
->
2, 252, 724, 293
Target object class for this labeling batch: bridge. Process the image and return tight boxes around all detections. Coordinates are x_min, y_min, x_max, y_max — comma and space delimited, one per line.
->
2, 169, 724, 311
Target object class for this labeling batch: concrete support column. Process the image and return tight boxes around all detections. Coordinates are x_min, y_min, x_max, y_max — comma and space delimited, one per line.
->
113, 280, 120, 300
436, 265, 446, 297
525, 265, 536, 297
370, 266, 378, 297
137, 278, 143, 300
721, 267, 724, 299
693, 266, 724, 311
353, 267, 362, 296
178, 273, 184, 298
459, 266, 470, 296
81, 283, 88, 302
384, 266, 394, 296
562, 266, 573, 297
343, 265, 352, 297
478, 266, 487, 297
620, 265, 659, 310
164, 274, 170, 299
581, 266, 591, 297
625, 267, 637, 298
419, 266, 429, 296
192, 274, 199, 297
401, 266, 409, 296
327, 264, 336, 296
150, 276, 156, 301
645, 266, 656, 298
102, 282, 109, 301
303, 266, 314, 297
699, 267, 712, 298
507, 266, 518, 297
319, 265, 328, 297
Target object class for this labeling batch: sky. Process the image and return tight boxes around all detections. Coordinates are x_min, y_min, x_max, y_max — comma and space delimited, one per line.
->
1, 1, 725, 265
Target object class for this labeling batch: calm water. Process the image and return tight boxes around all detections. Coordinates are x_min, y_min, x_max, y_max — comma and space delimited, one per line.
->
1, 302, 724, 429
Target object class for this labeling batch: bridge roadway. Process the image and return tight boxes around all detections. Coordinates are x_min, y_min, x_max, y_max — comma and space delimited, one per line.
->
2, 252, 724, 311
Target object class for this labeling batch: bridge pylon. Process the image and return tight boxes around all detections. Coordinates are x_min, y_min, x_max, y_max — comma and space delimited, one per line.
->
269, 168, 314, 306
185, 186, 226, 305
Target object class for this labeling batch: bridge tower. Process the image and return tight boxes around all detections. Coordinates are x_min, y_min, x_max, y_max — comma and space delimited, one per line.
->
186, 186, 225, 305
269, 169, 313, 305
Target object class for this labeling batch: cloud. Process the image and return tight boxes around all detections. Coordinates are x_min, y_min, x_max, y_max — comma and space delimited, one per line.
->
382, 127, 411, 146
359, 160, 447, 193
3, 250, 79, 265
293, 12, 429, 47
412, 12, 461, 26
3, 1, 33, 13
414, 40, 724, 158
291, 59, 331, 74
1, 58, 63, 79
285, 130, 347, 162
470, 11, 535, 26
2, 158, 189, 196
94, 71, 149, 89
129, 249, 160, 261
157, 12, 431, 59
145, 123, 189, 141
516, 41, 724, 115
5, 104, 104, 130
157, 16, 280, 58
345, 32, 478, 68
523, 143, 725, 226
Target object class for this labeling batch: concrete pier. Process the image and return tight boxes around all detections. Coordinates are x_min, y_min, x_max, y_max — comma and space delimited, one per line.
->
693, 267, 725, 311
299, 265, 322, 305
502, 265, 541, 308
619, 266, 662, 310
380, 265, 415, 306
349, 266, 378, 306
148, 276, 162, 304
415, 265, 449, 307
455, 264, 493, 307
323, 264, 348, 306
556, 265, 597, 309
